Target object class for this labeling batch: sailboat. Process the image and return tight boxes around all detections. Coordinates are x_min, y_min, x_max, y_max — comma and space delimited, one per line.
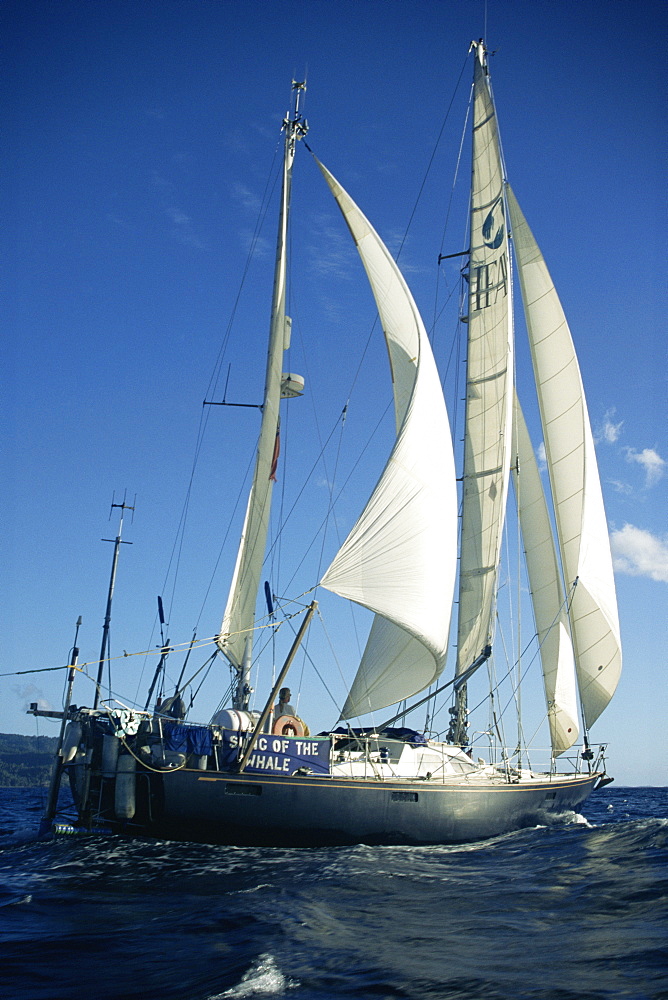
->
38, 41, 620, 846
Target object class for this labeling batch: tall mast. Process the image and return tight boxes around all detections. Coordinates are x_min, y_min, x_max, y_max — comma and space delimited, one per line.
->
93, 497, 134, 709
40, 615, 82, 834
217, 82, 307, 709
450, 41, 514, 745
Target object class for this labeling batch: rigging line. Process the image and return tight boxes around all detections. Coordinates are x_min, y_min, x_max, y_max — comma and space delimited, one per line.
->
432, 81, 474, 331
311, 405, 361, 631
317, 403, 348, 579
278, 601, 343, 718
307, 57, 468, 418
192, 445, 257, 632
185, 151, 281, 489
511, 319, 524, 756
204, 142, 283, 404
291, 401, 352, 696
291, 298, 328, 461
153, 141, 284, 650
432, 281, 461, 342
211, 680, 236, 721
499, 497, 519, 722
15, 623, 293, 684
1, 664, 89, 678
190, 656, 215, 704
261, 398, 372, 572
396, 52, 471, 265
289, 298, 351, 575
443, 612, 546, 734
469, 631, 544, 734
304, 148, 382, 404
496, 602, 529, 756
272, 393, 394, 598
288, 296, 361, 633
168, 650, 220, 702
119, 735, 186, 774
486, 658, 506, 750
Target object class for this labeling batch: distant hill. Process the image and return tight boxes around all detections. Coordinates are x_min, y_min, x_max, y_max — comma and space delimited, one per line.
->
0, 733, 58, 787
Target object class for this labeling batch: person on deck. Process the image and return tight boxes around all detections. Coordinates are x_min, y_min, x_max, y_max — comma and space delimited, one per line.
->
274, 688, 296, 719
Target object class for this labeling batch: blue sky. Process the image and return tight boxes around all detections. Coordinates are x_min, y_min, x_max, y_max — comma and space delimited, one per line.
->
3, 0, 666, 786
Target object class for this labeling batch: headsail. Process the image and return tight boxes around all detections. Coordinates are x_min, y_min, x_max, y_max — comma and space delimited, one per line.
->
507, 185, 621, 728
455, 42, 514, 681
512, 392, 579, 753
316, 160, 458, 718
217, 87, 306, 696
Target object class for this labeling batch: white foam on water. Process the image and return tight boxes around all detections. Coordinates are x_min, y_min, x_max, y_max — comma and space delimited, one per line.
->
211, 951, 296, 998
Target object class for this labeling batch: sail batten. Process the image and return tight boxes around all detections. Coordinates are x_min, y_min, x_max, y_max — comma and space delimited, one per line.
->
315, 159, 458, 719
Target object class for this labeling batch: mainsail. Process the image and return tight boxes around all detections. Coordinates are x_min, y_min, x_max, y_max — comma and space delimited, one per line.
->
507, 185, 622, 728
217, 90, 306, 691
455, 42, 514, 680
316, 160, 458, 718
512, 392, 579, 753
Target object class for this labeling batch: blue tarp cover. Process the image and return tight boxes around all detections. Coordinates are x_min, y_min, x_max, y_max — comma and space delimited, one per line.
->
164, 725, 213, 756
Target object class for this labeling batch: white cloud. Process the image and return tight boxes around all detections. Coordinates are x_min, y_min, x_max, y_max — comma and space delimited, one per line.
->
13, 683, 56, 713
232, 182, 261, 213
536, 441, 547, 470
165, 206, 206, 249
624, 447, 666, 488
597, 408, 623, 444
151, 170, 174, 194
609, 479, 634, 496
308, 216, 357, 279
167, 207, 190, 227
611, 523, 668, 583
239, 228, 272, 258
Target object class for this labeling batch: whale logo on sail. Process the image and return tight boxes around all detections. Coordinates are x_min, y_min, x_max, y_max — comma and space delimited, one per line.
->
482, 196, 505, 250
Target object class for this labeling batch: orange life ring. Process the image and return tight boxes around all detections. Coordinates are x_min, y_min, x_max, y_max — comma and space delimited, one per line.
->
272, 715, 305, 737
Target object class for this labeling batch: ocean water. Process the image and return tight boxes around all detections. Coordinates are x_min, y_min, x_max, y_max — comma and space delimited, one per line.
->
0, 786, 665, 1000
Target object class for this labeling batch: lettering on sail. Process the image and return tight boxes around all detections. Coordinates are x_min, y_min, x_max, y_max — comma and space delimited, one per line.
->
471, 252, 508, 311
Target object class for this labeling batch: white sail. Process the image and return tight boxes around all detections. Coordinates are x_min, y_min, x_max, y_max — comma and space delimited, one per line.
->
217, 113, 299, 671
512, 392, 579, 753
455, 43, 514, 677
316, 160, 458, 718
507, 185, 621, 728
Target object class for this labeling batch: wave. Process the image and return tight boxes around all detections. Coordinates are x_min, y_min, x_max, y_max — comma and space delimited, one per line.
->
211, 953, 295, 998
